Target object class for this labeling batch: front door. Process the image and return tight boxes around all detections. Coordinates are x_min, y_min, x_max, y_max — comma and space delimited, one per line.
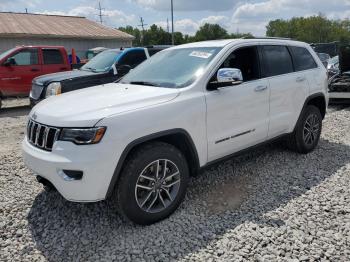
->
205, 45, 270, 162
0, 48, 41, 96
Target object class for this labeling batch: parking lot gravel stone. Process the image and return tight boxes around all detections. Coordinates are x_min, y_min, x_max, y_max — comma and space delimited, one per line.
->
1, 100, 350, 261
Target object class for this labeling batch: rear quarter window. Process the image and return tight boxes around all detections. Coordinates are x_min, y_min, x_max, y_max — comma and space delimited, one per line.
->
290, 46, 318, 71
261, 45, 294, 77
43, 49, 64, 65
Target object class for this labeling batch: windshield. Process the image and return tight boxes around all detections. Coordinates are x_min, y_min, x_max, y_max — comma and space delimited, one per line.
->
0, 47, 17, 61
81, 50, 121, 72
121, 47, 222, 88
317, 53, 330, 62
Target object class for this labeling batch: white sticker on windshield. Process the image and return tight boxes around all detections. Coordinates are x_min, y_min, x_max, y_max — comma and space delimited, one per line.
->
189, 51, 213, 59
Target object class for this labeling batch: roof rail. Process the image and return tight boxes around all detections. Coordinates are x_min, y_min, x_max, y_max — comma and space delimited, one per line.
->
242, 36, 292, 40
145, 45, 174, 48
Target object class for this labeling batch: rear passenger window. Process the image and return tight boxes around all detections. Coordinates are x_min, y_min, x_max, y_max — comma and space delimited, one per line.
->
289, 46, 318, 71
261, 46, 293, 77
43, 49, 64, 64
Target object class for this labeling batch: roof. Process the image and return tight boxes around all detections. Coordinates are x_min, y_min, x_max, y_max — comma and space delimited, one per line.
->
172, 38, 308, 49
0, 12, 134, 40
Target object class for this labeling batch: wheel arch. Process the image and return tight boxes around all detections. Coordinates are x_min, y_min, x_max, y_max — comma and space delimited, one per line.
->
105, 129, 200, 198
294, 93, 327, 131
293, 92, 326, 132
305, 93, 327, 119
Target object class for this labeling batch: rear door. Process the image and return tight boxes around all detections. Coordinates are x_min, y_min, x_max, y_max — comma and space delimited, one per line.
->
41, 48, 70, 75
260, 45, 309, 138
0, 48, 41, 96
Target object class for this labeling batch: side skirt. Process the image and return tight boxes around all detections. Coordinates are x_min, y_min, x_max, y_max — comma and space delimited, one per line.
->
199, 133, 291, 172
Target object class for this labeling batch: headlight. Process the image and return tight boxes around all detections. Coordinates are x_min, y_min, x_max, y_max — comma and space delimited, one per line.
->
59, 127, 106, 145
45, 82, 61, 98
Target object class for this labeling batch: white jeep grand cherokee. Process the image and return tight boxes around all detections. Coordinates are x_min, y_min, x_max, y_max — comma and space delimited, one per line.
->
23, 39, 328, 225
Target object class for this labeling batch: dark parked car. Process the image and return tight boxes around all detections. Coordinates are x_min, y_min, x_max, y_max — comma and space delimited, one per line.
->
30, 46, 169, 106
328, 45, 350, 100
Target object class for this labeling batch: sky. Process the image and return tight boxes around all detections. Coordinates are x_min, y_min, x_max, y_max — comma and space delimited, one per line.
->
1, 0, 350, 36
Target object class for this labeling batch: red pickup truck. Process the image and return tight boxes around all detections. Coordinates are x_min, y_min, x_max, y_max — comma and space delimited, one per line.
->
0, 46, 70, 108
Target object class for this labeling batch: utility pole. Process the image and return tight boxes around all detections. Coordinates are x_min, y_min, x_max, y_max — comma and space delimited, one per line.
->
171, 0, 174, 45
138, 17, 148, 46
98, 2, 104, 24
167, 18, 170, 33
167, 18, 171, 45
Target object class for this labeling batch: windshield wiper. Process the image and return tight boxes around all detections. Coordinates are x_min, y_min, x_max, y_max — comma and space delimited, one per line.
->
128, 81, 159, 87
83, 67, 98, 72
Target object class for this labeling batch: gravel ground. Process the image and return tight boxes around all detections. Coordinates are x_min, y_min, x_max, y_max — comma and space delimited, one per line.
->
1, 99, 350, 261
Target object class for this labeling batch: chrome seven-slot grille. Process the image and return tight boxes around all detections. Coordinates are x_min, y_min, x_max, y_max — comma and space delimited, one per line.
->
27, 119, 60, 151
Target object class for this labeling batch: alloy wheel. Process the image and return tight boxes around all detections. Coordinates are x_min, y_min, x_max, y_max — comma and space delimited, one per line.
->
303, 113, 320, 146
135, 159, 181, 213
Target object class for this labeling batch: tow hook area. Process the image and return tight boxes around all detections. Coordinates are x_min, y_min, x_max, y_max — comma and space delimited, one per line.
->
58, 170, 83, 181
36, 176, 56, 191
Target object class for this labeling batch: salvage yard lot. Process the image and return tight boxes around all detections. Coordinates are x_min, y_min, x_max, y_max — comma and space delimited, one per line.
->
1, 99, 350, 261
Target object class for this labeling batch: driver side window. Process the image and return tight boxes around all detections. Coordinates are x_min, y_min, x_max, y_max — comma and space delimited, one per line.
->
9, 49, 38, 66
219, 46, 261, 82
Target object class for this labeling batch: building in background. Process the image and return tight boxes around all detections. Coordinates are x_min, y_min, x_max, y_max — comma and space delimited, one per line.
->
0, 12, 134, 59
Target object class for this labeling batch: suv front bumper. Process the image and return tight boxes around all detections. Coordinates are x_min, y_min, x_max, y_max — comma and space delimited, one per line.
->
22, 138, 117, 202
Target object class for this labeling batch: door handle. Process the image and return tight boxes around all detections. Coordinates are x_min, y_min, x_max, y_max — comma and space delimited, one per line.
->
31, 68, 40, 72
255, 85, 267, 92
296, 76, 306, 82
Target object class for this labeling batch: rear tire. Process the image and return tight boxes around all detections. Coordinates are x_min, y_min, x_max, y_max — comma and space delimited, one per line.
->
114, 142, 189, 225
287, 105, 322, 154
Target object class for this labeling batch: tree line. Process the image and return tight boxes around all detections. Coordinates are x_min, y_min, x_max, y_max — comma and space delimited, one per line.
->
118, 23, 252, 46
266, 15, 350, 43
119, 15, 350, 46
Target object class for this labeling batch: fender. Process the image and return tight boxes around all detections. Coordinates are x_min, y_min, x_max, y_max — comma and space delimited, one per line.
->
105, 128, 200, 198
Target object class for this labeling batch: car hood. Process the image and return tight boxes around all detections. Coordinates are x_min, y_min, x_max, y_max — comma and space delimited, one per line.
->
30, 83, 180, 127
34, 69, 102, 85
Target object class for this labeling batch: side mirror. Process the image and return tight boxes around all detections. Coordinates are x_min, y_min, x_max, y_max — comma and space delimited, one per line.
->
217, 68, 243, 83
208, 68, 243, 90
3, 57, 16, 66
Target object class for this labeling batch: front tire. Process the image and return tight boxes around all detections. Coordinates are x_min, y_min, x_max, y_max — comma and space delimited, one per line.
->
288, 105, 322, 154
115, 142, 189, 225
